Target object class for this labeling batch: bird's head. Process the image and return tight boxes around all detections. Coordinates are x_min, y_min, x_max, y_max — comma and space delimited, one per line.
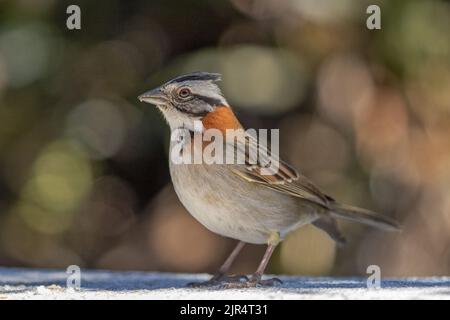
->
138, 72, 239, 132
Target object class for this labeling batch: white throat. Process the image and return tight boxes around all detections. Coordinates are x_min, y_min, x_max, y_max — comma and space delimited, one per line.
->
157, 105, 204, 132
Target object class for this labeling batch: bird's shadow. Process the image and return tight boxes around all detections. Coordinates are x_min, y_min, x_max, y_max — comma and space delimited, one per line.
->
1, 268, 449, 294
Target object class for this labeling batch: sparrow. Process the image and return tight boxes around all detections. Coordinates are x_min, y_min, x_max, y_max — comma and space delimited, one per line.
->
138, 72, 400, 288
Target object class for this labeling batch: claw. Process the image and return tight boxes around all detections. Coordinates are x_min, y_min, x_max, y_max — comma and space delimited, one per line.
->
187, 274, 249, 288
225, 274, 249, 282
222, 277, 283, 289
259, 277, 283, 286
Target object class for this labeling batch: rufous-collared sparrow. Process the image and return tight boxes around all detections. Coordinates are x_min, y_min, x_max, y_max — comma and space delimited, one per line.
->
138, 72, 399, 288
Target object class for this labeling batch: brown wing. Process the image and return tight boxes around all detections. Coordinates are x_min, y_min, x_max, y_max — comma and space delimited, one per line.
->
229, 133, 334, 209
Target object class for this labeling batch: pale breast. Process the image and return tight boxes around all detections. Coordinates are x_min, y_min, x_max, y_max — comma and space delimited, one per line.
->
169, 160, 319, 244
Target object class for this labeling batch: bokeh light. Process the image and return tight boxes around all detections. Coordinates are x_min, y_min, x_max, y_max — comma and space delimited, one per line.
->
20, 139, 92, 234
0, 0, 448, 277
66, 99, 126, 159
0, 23, 54, 87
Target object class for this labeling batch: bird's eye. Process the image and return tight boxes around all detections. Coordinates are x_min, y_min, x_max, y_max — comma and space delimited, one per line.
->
178, 88, 191, 99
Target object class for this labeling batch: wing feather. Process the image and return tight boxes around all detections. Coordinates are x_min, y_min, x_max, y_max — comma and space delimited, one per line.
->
229, 133, 333, 208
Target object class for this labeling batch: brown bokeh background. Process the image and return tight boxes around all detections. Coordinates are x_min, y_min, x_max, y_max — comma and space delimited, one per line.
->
0, 0, 449, 277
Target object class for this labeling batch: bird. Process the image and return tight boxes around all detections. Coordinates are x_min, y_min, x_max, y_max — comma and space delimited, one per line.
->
138, 71, 400, 288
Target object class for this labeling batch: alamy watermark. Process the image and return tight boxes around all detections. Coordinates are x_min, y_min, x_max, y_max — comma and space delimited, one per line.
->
66, 265, 81, 290
366, 264, 381, 289
66, 5, 81, 30
66, 4, 381, 32
366, 5, 381, 30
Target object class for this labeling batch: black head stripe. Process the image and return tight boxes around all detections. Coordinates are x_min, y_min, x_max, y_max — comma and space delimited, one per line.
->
175, 105, 210, 117
174, 97, 215, 117
194, 94, 223, 107
167, 72, 221, 84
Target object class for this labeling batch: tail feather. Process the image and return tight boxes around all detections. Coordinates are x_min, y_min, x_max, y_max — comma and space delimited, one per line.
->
312, 217, 347, 246
329, 203, 400, 231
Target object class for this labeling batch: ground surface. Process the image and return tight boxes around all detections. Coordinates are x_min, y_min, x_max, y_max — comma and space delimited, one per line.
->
0, 267, 449, 300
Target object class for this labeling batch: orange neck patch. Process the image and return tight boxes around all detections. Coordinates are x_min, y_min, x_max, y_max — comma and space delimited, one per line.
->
201, 106, 242, 134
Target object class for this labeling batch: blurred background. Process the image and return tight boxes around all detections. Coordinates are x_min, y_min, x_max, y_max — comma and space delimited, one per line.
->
0, 0, 449, 277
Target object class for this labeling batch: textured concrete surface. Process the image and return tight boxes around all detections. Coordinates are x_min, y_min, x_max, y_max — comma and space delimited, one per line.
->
0, 267, 449, 300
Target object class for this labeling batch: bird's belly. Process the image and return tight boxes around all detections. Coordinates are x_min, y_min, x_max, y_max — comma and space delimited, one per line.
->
175, 186, 267, 243
169, 163, 318, 244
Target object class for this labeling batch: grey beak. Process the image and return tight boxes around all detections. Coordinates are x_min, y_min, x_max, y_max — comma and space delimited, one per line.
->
138, 87, 167, 105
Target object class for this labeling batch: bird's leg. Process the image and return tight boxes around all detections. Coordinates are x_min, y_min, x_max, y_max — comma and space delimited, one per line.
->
247, 244, 282, 286
223, 233, 282, 288
211, 241, 247, 281
188, 241, 247, 287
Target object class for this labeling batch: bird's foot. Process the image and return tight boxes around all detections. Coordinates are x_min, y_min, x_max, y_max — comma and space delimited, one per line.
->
221, 276, 283, 289
187, 274, 249, 288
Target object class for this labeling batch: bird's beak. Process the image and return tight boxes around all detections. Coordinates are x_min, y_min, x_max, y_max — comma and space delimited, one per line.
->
138, 87, 167, 105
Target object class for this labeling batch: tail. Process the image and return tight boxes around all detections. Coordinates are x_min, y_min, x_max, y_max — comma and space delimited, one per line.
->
329, 203, 400, 231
